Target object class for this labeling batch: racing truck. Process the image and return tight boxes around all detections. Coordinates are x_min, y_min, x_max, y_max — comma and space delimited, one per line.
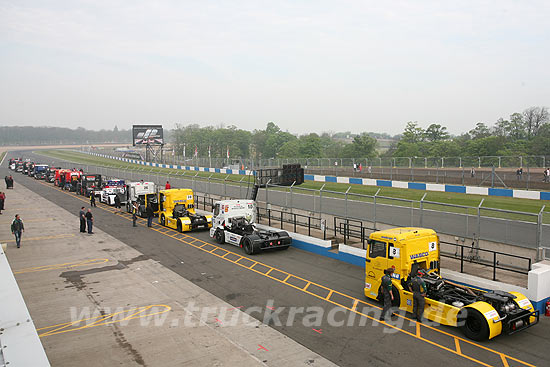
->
99, 179, 126, 205
46, 167, 61, 183
77, 174, 102, 197
157, 189, 212, 232
126, 181, 157, 217
209, 200, 292, 255
364, 227, 539, 340
32, 164, 49, 180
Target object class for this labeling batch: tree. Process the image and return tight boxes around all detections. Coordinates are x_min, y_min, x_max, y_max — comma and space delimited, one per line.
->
341, 133, 377, 158
401, 122, 425, 143
424, 124, 449, 142
468, 123, 490, 139
523, 106, 549, 138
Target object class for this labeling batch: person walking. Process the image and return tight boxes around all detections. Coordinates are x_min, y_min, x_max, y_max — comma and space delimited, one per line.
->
90, 191, 96, 207
7, 175, 14, 189
4, 176, 8, 189
380, 268, 395, 321
146, 203, 154, 227
0, 191, 5, 214
410, 271, 427, 322
114, 195, 121, 213
165, 181, 171, 189
11, 214, 24, 248
79, 206, 86, 233
132, 202, 138, 227
85, 209, 94, 234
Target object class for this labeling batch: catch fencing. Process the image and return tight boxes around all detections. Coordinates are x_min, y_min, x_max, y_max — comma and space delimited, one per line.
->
46, 153, 550, 257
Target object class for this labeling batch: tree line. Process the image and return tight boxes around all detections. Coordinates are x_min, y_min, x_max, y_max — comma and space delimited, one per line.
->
0, 126, 131, 145
387, 106, 550, 158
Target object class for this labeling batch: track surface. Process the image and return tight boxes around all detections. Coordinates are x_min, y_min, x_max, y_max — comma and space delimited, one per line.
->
3, 151, 548, 367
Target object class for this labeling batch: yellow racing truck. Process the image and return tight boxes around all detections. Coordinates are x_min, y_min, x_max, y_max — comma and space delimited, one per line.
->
157, 189, 212, 232
364, 227, 539, 340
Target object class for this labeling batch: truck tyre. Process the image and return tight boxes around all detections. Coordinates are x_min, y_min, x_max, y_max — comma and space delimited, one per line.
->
215, 229, 224, 244
242, 238, 255, 255
376, 287, 400, 308
459, 308, 489, 341
160, 214, 166, 227
177, 220, 182, 233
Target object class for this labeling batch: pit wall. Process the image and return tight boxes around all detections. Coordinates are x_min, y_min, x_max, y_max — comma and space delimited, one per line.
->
256, 225, 550, 314
85, 152, 550, 200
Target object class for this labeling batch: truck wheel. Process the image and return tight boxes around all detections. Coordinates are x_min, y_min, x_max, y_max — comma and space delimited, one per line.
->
160, 214, 166, 226
177, 220, 182, 233
376, 287, 400, 307
243, 238, 255, 255
459, 308, 489, 341
215, 230, 224, 244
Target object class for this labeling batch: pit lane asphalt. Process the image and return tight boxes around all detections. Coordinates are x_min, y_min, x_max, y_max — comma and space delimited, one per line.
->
3, 152, 547, 367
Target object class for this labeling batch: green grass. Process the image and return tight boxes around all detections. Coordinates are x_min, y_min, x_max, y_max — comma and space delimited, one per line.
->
0, 151, 6, 164
37, 149, 550, 223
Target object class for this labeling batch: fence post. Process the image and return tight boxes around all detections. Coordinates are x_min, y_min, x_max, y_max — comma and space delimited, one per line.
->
319, 184, 325, 217
537, 205, 546, 261
477, 198, 484, 248
265, 179, 271, 206
420, 193, 427, 227
345, 186, 351, 218
373, 188, 380, 230
493, 252, 497, 281
290, 181, 296, 213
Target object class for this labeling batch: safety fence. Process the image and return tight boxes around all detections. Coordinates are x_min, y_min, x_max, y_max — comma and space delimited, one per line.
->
39, 152, 550, 255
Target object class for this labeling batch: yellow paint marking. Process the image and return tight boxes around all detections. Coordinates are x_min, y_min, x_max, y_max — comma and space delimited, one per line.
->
454, 338, 461, 354
265, 268, 273, 276
38, 181, 538, 367
14, 258, 109, 274
500, 354, 510, 367
351, 299, 359, 311
303, 282, 311, 291
38, 304, 171, 338
1, 233, 74, 243
417, 322, 421, 337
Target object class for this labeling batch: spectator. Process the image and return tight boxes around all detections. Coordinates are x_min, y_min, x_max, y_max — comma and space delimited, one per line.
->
4, 176, 8, 189
165, 181, 171, 189
11, 214, 24, 248
0, 191, 4, 214
7, 175, 13, 189
516, 167, 523, 181
359, 163, 362, 172
85, 209, 94, 234
470, 167, 476, 178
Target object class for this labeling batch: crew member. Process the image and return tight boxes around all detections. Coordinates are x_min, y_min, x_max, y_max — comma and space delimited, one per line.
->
79, 206, 86, 233
132, 202, 138, 227
11, 214, 25, 248
410, 271, 427, 322
146, 202, 154, 227
85, 209, 94, 234
380, 267, 395, 321
165, 181, 171, 189
114, 194, 121, 213
90, 191, 96, 207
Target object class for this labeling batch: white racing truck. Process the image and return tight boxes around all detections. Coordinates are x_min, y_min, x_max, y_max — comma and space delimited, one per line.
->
209, 200, 292, 255
99, 179, 126, 205
126, 181, 158, 217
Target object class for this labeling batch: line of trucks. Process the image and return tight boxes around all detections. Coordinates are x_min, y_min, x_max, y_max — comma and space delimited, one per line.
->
9, 157, 538, 340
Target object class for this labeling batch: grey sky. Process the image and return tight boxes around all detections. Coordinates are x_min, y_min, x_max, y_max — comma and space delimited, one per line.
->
1, 0, 549, 136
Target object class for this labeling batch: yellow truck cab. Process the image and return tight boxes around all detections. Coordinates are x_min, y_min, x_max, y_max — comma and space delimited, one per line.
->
157, 189, 212, 232
364, 227, 538, 340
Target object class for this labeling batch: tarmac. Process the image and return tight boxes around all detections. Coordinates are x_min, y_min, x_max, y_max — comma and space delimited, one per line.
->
1, 153, 549, 367
0, 180, 335, 366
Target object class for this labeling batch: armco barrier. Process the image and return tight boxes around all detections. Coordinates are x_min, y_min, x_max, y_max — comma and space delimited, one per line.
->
261, 224, 550, 314
85, 151, 550, 200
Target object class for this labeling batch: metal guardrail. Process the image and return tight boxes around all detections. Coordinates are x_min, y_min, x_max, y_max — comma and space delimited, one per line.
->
195, 194, 531, 280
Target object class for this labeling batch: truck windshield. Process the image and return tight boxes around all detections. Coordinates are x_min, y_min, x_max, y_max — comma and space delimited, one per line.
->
368, 240, 387, 258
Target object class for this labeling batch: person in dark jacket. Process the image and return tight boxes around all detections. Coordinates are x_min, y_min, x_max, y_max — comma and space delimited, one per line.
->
0, 191, 5, 214
380, 267, 395, 321
114, 195, 121, 213
90, 192, 96, 207
146, 204, 154, 227
79, 206, 86, 233
11, 214, 24, 248
410, 272, 427, 322
85, 209, 94, 234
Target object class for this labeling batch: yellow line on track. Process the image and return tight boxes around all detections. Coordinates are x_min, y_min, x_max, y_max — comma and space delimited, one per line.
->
37, 180, 536, 367
14, 258, 109, 274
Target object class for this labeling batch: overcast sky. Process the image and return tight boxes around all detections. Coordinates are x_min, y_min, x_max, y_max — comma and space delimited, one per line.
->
1, 1, 549, 136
